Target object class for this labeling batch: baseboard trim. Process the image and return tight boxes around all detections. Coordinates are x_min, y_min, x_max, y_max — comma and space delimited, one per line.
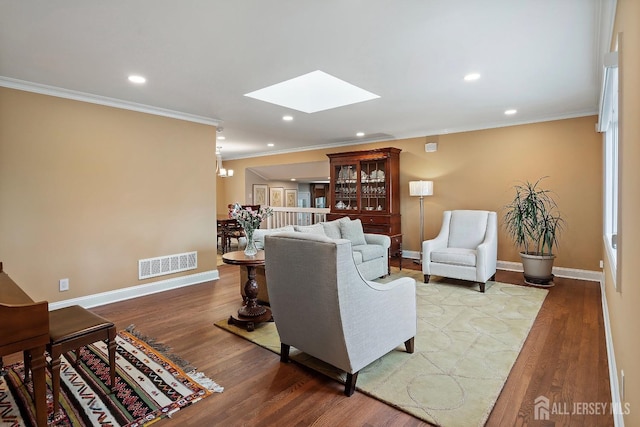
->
600, 279, 625, 426
403, 250, 602, 282
48, 269, 220, 310
498, 261, 603, 283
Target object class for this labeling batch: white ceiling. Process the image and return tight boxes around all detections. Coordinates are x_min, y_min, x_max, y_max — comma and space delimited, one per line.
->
0, 1, 615, 162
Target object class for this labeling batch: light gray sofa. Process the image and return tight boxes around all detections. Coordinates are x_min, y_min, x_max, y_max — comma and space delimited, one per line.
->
240, 216, 391, 303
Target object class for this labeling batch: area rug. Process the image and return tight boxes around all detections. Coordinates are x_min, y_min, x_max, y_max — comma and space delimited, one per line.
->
215, 269, 547, 427
0, 328, 223, 426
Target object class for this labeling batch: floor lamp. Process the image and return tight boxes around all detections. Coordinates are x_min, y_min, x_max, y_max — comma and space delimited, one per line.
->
409, 180, 434, 264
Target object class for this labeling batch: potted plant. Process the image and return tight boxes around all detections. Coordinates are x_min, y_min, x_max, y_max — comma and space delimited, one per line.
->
503, 177, 565, 286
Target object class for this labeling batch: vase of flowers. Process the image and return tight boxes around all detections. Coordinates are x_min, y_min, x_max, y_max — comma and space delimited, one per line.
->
230, 204, 274, 256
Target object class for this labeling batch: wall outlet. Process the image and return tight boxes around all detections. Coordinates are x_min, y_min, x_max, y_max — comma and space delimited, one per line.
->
600, 259, 604, 269
59, 278, 69, 292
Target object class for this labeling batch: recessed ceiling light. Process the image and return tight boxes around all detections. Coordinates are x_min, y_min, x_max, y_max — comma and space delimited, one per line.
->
290, 178, 296, 181
504, 109, 517, 115
464, 73, 481, 81
267, 143, 275, 147
245, 70, 380, 114
282, 115, 293, 121
128, 75, 146, 84
356, 132, 365, 137
217, 135, 226, 140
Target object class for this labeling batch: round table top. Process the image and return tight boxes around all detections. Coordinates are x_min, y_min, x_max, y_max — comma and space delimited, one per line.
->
222, 250, 265, 266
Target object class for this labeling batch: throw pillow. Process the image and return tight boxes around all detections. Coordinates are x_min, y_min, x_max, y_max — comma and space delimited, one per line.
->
339, 219, 367, 246
321, 216, 351, 239
253, 225, 295, 249
294, 223, 327, 236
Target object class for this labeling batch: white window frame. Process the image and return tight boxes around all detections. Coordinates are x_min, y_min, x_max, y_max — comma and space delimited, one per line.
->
600, 51, 619, 288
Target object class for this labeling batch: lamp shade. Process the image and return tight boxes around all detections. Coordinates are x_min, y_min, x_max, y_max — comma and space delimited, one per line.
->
409, 180, 433, 197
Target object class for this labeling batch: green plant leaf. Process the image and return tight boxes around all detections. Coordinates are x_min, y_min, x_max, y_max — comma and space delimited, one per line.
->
502, 177, 565, 256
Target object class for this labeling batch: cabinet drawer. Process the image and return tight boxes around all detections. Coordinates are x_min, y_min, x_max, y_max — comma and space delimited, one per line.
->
360, 215, 390, 225
363, 224, 392, 234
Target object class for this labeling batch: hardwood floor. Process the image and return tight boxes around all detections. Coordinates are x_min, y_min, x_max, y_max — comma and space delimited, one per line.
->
17, 259, 614, 426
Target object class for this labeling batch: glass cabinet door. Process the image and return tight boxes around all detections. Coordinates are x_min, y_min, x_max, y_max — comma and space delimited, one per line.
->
334, 163, 358, 211
360, 159, 387, 212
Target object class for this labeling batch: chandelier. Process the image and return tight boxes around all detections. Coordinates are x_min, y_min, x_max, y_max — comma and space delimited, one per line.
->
216, 146, 234, 177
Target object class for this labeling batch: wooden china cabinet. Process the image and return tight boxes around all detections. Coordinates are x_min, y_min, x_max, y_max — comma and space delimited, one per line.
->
326, 147, 402, 260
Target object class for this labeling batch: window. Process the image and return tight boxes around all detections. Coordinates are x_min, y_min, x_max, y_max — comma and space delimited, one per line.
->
600, 51, 619, 285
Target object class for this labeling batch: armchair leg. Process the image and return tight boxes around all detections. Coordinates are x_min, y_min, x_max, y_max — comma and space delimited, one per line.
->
280, 343, 291, 363
424, 274, 430, 283
345, 372, 359, 396
404, 337, 415, 354
490, 274, 496, 281
479, 282, 486, 293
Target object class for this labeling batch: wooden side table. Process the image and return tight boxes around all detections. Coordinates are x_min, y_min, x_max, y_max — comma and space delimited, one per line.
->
222, 250, 272, 331
389, 234, 403, 272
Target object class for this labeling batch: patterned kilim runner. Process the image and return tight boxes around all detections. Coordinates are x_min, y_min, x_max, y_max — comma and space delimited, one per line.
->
0, 330, 223, 426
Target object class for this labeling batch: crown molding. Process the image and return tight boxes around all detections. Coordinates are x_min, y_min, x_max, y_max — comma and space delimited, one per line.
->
227, 110, 597, 161
0, 76, 222, 127
227, 133, 396, 160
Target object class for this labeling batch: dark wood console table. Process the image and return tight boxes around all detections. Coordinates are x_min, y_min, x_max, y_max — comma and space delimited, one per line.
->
0, 262, 49, 427
222, 251, 272, 332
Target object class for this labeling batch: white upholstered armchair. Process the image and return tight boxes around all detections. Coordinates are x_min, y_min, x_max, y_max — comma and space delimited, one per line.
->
422, 210, 497, 292
264, 232, 416, 396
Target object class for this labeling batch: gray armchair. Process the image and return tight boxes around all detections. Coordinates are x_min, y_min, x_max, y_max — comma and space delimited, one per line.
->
264, 232, 416, 396
422, 210, 498, 292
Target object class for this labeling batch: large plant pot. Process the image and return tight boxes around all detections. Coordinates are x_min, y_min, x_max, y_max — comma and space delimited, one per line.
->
520, 252, 555, 287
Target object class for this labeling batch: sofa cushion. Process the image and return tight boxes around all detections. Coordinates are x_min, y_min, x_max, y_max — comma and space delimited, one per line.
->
253, 225, 295, 249
352, 244, 385, 262
340, 219, 366, 246
430, 248, 477, 267
294, 223, 327, 236
320, 216, 351, 239
351, 250, 363, 265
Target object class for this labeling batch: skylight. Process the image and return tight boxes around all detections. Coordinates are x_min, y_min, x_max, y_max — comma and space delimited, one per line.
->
244, 70, 380, 114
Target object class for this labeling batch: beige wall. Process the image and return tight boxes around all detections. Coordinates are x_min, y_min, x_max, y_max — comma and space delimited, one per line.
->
0, 88, 217, 303
604, 0, 640, 424
218, 115, 603, 271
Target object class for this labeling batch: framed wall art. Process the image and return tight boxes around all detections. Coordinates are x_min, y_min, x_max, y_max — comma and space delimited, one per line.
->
253, 184, 268, 206
285, 189, 298, 207
269, 187, 284, 207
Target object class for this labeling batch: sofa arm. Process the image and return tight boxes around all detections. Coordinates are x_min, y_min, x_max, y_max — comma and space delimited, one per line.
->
364, 233, 391, 249
344, 276, 417, 357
